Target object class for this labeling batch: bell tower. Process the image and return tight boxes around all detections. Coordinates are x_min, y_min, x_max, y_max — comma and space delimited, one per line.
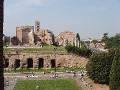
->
35, 20, 40, 32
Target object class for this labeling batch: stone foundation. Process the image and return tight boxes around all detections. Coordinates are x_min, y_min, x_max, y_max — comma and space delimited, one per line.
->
4, 53, 88, 69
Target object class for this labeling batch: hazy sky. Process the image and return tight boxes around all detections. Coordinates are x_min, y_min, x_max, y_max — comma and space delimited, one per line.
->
4, 0, 120, 39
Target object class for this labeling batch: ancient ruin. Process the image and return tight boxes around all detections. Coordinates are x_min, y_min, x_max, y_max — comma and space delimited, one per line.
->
56, 31, 80, 47
16, 26, 34, 45
15, 21, 55, 46
3, 20, 83, 70
3, 53, 88, 70
8, 20, 80, 47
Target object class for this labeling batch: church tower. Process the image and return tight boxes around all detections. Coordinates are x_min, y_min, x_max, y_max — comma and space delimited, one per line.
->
35, 20, 40, 32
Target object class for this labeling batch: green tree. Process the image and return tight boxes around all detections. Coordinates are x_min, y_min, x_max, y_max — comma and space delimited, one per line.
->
105, 34, 120, 49
65, 45, 91, 57
102, 33, 109, 42
86, 50, 114, 84
109, 49, 120, 90
76, 33, 80, 41
3, 35, 10, 46
76, 33, 80, 47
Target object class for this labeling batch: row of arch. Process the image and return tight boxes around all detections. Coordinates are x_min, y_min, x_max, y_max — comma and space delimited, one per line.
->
4, 58, 56, 68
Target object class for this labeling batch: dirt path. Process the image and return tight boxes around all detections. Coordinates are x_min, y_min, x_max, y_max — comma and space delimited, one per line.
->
92, 83, 109, 90
76, 76, 109, 90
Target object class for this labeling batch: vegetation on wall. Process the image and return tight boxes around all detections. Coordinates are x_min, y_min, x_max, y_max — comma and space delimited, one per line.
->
65, 44, 91, 57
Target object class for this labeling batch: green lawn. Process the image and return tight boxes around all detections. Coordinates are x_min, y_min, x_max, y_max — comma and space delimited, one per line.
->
4, 67, 86, 73
13, 79, 82, 90
4, 45, 67, 54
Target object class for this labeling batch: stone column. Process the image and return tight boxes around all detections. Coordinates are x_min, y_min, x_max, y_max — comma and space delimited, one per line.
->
8, 58, 13, 69
44, 56, 50, 68
20, 55, 27, 68
8, 57, 15, 70
33, 57, 39, 69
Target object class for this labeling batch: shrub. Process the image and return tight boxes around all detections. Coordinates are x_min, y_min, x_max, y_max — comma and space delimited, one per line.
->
104, 34, 120, 49
65, 45, 91, 57
86, 51, 114, 84
109, 49, 120, 90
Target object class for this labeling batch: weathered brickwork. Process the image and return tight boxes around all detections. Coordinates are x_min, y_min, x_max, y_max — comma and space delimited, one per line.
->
13, 21, 80, 46
16, 26, 34, 45
15, 21, 54, 46
4, 53, 88, 69
56, 31, 80, 46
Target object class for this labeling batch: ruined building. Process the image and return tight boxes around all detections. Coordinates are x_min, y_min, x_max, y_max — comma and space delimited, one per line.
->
16, 26, 34, 45
34, 21, 54, 45
56, 31, 80, 47
8, 20, 80, 47
16, 21, 54, 46
4, 53, 88, 70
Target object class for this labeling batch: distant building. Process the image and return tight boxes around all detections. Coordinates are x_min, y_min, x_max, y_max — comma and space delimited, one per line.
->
16, 21, 54, 46
56, 31, 80, 47
14, 20, 80, 47
16, 26, 34, 45
34, 21, 54, 45
35, 20, 40, 32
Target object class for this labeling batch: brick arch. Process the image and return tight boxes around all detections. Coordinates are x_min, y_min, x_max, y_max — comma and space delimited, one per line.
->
14, 59, 20, 68
38, 58, 44, 68
50, 59, 56, 68
27, 58, 33, 68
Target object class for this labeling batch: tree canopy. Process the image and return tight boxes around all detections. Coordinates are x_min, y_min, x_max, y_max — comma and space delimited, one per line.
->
102, 33, 120, 49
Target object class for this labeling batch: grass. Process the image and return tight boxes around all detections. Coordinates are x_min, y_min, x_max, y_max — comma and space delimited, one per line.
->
4, 45, 67, 54
13, 79, 82, 90
4, 67, 86, 73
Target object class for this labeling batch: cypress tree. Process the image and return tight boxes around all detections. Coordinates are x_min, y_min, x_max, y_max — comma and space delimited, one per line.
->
109, 49, 120, 90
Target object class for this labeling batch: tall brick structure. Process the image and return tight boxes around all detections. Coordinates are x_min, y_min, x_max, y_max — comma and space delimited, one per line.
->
13, 21, 80, 47
35, 20, 40, 32
0, 0, 4, 89
16, 26, 34, 45
15, 21, 54, 46
34, 21, 54, 45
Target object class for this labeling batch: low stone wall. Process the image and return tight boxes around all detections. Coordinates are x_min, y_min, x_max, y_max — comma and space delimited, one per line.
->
4, 53, 88, 69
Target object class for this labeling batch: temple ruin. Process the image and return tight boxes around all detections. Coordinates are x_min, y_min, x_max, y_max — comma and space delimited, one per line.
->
7, 20, 80, 47
3, 53, 88, 70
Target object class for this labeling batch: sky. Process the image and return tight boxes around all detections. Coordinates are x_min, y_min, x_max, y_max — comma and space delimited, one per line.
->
4, 0, 120, 40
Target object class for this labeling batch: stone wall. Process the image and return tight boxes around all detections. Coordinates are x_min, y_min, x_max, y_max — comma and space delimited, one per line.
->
34, 29, 54, 45
56, 31, 80, 46
16, 26, 34, 45
4, 53, 88, 69
14, 21, 80, 47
